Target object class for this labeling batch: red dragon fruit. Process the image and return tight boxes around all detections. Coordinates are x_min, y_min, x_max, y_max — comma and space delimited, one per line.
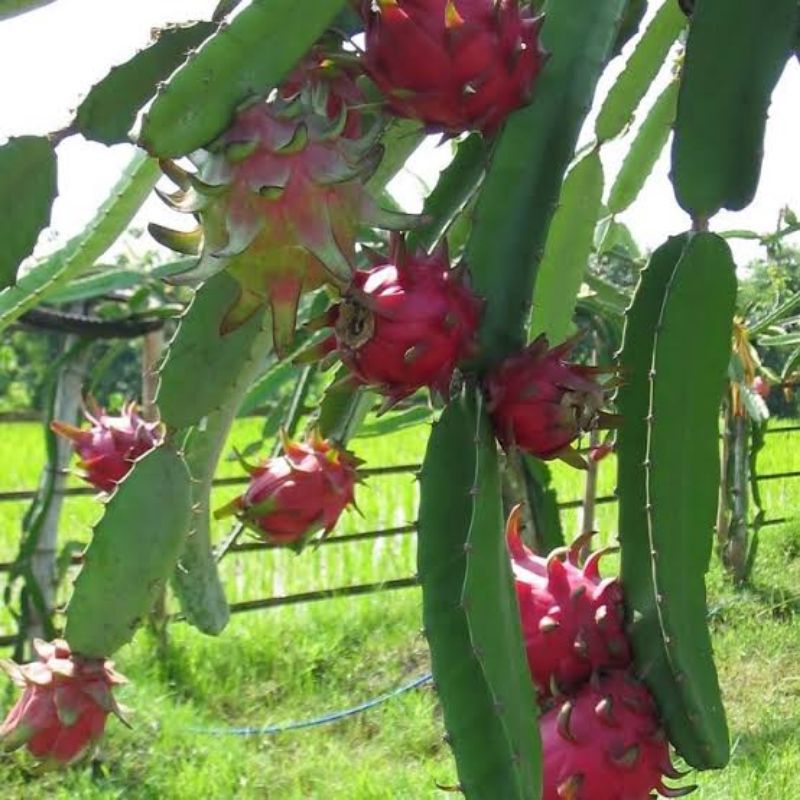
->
485, 335, 618, 467
149, 48, 414, 353
360, 0, 546, 135
51, 400, 164, 493
541, 670, 693, 799
507, 506, 630, 697
215, 431, 359, 550
0, 639, 127, 766
317, 234, 482, 404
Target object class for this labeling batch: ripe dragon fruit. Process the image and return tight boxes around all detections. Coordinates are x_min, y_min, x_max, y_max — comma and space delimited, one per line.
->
315, 234, 482, 404
51, 400, 164, 493
215, 431, 359, 550
485, 334, 618, 467
149, 49, 414, 353
0, 639, 127, 766
360, 0, 546, 135
507, 506, 630, 697
541, 670, 694, 799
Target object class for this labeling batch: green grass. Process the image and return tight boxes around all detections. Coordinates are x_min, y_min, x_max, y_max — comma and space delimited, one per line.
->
1, 420, 800, 797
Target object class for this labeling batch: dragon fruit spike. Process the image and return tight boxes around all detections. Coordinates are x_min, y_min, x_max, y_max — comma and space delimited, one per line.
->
215, 429, 360, 551
361, 0, 547, 136
542, 670, 696, 799
0, 639, 127, 766
308, 232, 482, 406
51, 399, 164, 493
150, 51, 417, 354
507, 505, 631, 697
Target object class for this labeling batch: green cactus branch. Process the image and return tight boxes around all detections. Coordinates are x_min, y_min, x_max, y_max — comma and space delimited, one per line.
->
0, 0, 55, 21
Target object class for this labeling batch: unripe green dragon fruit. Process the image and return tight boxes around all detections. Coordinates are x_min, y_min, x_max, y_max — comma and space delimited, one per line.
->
541, 670, 694, 799
150, 52, 413, 353
507, 506, 631, 698
0, 639, 127, 766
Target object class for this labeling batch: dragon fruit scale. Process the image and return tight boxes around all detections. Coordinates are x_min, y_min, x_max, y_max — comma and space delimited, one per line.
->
507, 506, 631, 698
361, 0, 547, 136
0, 639, 127, 766
485, 334, 619, 467
51, 399, 164, 493
315, 234, 482, 404
215, 430, 359, 550
149, 51, 415, 354
542, 670, 694, 800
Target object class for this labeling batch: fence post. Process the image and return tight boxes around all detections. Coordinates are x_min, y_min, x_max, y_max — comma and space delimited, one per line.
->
27, 331, 90, 645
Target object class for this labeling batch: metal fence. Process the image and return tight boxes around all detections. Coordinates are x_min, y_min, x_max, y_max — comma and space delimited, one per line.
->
1, 425, 799, 649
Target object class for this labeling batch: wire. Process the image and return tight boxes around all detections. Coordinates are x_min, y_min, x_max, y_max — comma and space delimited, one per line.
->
190, 672, 433, 737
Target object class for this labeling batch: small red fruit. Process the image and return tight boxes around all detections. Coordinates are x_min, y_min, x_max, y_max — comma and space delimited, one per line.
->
485, 335, 617, 467
507, 506, 631, 698
541, 670, 692, 800
51, 400, 164, 493
361, 0, 547, 135
0, 639, 127, 766
322, 235, 482, 404
215, 431, 359, 549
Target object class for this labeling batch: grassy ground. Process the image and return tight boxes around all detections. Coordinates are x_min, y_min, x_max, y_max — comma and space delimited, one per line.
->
0, 420, 799, 798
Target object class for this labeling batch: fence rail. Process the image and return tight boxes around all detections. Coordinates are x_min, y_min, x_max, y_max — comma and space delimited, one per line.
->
2, 422, 800, 648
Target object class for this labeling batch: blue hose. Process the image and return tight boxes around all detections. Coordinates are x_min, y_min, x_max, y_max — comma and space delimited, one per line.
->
190, 672, 433, 736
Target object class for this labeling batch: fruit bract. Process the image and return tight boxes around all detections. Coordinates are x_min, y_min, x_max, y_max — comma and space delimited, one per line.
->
507, 506, 630, 697
485, 334, 617, 467
541, 670, 693, 800
321, 234, 482, 404
150, 50, 414, 352
215, 431, 359, 549
51, 400, 164, 493
0, 639, 127, 766
361, 0, 546, 135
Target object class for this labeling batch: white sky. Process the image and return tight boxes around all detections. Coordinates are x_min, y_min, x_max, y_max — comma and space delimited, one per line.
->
1, 0, 799, 267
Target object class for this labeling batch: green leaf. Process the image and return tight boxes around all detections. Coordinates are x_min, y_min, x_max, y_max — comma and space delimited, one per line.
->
584, 271, 633, 313
366, 119, 425, 194
595, 0, 685, 142
749, 289, 800, 336
418, 388, 539, 799
406, 134, 488, 253
75, 22, 217, 146
0, 136, 57, 290
0, 0, 55, 21
755, 331, 800, 348
65, 444, 192, 657
157, 271, 271, 430
672, 0, 798, 218
617, 233, 734, 768
355, 405, 432, 438
466, 0, 628, 365
0, 150, 159, 331
529, 150, 604, 344
607, 78, 678, 214
316, 368, 373, 446
139, 0, 345, 157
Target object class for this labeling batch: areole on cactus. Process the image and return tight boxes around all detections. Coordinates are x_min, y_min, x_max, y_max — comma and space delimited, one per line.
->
51, 399, 164, 493
506, 505, 630, 698
541, 670, 693, 800
149, 48, 415, 353
215, 430, 360, 550
360, 0, 547, 136
0, 639, 127, 766
485, 334, 619, 467
311, 233, 482, 405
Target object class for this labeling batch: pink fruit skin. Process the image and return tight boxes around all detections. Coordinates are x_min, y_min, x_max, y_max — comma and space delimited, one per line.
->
507, 507, 631, 697
328, 236, 482, 403
51, 400, 163, 493
486, 335, 612, 463
219, 433, 359, 547
362, 0, 546, 135
0, 639, 126, 766
752, 375, 770, 400
541, 671, 684, 800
